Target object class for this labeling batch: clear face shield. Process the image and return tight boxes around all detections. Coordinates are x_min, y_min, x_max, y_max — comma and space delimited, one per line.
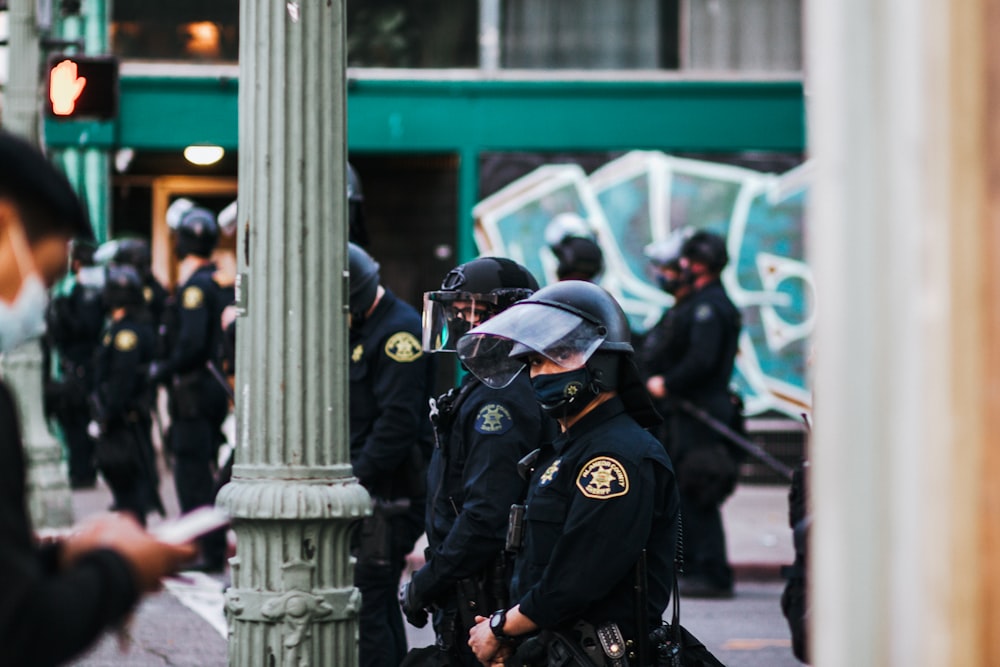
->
455, 302, 607, 388
422, 291, 499, 352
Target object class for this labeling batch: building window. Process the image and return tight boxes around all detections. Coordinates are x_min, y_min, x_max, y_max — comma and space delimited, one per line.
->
111, 1, 239, 62
346, 0, 478, 68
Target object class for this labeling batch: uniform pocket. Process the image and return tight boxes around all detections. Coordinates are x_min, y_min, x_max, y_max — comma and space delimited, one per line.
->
523, 495, 568, 565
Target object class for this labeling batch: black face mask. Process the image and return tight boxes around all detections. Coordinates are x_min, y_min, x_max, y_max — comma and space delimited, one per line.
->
530, 366, 601, 419
656, 268, 693, 295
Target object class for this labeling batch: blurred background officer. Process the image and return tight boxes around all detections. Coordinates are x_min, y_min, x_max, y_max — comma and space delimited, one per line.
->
150, 202, 230, 572
644, 230, 742, 599
400, 257, 552, 667
638, 228, 695, 454
458, 281, 678, 667
545, 212, 604, 283
0, 129, 195, 666
100, 237, 169, 331
348, 243, 433, 667
43, 238, 105, 488
90, 264, 163, 526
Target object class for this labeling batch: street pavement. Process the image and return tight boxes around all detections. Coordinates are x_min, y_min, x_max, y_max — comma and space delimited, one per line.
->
63, 473, 801, 666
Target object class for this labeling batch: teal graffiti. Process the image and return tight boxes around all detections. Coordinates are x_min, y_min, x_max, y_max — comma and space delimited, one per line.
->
474, 151, 813, 418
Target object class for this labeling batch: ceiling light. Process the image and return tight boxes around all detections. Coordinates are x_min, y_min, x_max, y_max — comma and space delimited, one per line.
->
184, 145, 225, 166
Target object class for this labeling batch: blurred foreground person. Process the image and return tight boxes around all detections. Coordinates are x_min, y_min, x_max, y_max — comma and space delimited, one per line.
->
459, 281, 679, 666
400, 258, 552, 667
0, 130, 195, 666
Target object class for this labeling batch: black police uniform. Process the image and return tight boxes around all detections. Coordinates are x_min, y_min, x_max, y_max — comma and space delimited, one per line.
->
659, 279, 741, 592
92, 317, 160, 525
510, 397, 679, 647
409, 371, 553, 667
638, 293, 693, 455
349, 289, 433, 667
159, 264, 229, 567
139, 276, 169, 331
45, 280, 105, 487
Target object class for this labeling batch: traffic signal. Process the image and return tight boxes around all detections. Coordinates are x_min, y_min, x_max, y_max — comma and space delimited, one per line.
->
46, 54, 119, 120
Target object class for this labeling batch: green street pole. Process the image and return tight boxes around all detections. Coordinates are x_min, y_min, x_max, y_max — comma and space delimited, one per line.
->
2, 0, 75, 530
216, 1, 370, 665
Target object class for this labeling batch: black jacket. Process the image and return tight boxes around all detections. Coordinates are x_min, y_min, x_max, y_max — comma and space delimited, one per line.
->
510, 397, 679, 640
0, 380, 138, 666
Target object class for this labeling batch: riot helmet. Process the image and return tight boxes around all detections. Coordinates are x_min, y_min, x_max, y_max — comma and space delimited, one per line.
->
172, 206, 219, 259
645, 227, 693, 294
422, 257, 538, 353
113, 238, 153, 279
681, 229, 728, 273
347, 162, 368, 247
70, 238, 96, 266
457, 280, 658, 424
348, 242, 380, 324
552, 236, 604, 282
103, 264, 144, 309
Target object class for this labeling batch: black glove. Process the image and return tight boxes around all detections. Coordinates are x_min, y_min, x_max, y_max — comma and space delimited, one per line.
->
399, 580, 428, 628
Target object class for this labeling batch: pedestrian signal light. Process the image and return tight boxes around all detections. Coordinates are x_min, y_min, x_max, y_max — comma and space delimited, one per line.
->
46, 55, 119, 120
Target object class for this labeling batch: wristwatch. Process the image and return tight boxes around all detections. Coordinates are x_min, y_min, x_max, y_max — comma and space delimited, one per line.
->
489, 609, 510, 641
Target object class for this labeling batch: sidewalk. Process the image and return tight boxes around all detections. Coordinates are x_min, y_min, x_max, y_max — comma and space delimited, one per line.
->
62, 474, 793, 666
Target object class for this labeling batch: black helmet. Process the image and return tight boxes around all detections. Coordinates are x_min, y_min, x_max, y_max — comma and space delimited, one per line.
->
681, 230, 728, 273
70, 238, 96, 265
113, 238, 152, 278
422, 257, 539, 352
174, 206, 219, 258
348, 242, 380, 321
347, 162, 368, 247
552, 236, 604, 282
455, 280, 631, 388
103, 264, 144, 309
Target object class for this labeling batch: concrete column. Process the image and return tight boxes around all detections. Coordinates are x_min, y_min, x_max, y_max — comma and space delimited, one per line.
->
216, 2, 370, 666
4, 0, 42, 140
1, 344, 75, 529
807, 0, 999, 665
2, 0, 75, 531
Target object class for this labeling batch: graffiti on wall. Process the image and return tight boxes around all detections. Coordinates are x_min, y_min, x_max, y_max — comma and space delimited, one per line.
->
473, 150, 814, 419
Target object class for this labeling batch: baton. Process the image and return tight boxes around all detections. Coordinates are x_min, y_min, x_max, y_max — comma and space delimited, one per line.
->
676, 398, 795, 481
205, 361, 235, 401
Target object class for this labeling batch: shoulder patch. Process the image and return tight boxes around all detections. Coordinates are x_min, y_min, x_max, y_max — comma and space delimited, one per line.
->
113, 329, 138, 352
182, 286, 204, 310
474, 403, 514, 435
384, 332, 423, 362
351, 344, 364, 363
576, 456, 630, 500
694, 303, 714, 322
538, 458, 562, 487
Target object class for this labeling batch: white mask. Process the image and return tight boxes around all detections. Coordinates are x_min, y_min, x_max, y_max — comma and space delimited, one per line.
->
0, 225, 49, 352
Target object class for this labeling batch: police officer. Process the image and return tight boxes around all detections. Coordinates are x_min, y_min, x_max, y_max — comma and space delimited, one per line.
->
459, 280, 679, 667
644, 230, 741, 599
638, 228, 695, 454
151, 205, 229, 571
399, 257, 552, 667
90, 264, 163, 526
44, 238, 105, 488
348, 243, 434, 667
110, 237, 169, 331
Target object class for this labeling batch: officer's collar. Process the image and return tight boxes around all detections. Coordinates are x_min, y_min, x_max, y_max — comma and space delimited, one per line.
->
552, 396, 626, 453
354, 288, 396, 333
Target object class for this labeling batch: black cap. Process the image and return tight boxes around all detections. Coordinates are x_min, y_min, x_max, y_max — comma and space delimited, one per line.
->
0, 130, 92, 242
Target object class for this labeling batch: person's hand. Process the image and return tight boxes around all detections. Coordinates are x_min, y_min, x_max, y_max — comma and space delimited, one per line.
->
60, 513, 197, 592
646, 375, 667, 399
468, 615, 504, 665
398, 580, 428, 628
